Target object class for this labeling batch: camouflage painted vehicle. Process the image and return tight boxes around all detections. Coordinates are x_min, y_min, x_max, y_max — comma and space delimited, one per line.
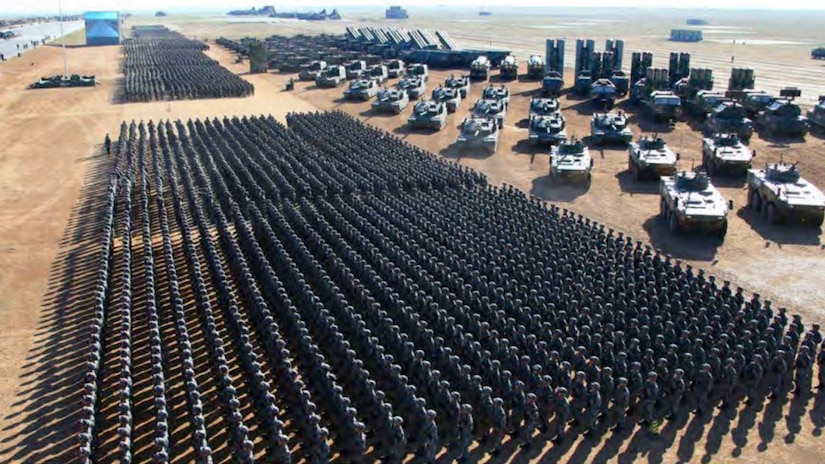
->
660, 170, 731, 239
591, 78, 618, 109
343, 78, 379, 100
499, 55, 519, 80
315, 65, 347, 87
702, 133, 754, 176
542, 70, 564, 96
384, 59, 405, 78
645, 90, 681, 122
526, 55, 545, 80
431, 86, 461, 112
456, 117, 500, 153
482, 85, 510, 108
807, 96, 825, 132
590, 111, 632, 145
688, 90, 728, 119
741, 90, 774, 117
627, 135, 679, 180
30, 76, 63, 89
30, 74, 97, 89
529, 97, 560, 117
371, 87, 410, 114
528, 112, 567, 146
299, 60, 327, 81
756, 99, 809, 137
445, 74, 471, 98
747, 162, 825, 226
345, 60, 368, 79
551, 138, 593, 183
367, 64, 389, 84
472, 99, 507, 128
397, 76, 427, 99
407, 99, 448, 130
406, 63, 429, 82
704, 101, 753, 140
470, 55, 491, 81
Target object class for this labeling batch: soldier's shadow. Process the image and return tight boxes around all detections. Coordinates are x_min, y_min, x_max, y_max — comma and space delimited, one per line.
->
810, 390, 825, 435
785, 392, 811, 443
701, 406, 737, 463
757, 395, 787, 452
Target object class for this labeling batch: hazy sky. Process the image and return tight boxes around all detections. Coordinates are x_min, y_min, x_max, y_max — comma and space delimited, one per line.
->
9, 0, 825, 15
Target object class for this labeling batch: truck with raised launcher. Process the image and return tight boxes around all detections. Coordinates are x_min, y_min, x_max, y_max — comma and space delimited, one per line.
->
627, 135, 679, 180
456, 117, 500, 154
315, 65, 347, 87
371, 87, 409, 114
591, 111, 633, 145
551, 138, 593, 183
660, 170, 731, 239
702, 132, 755, 176
747, 162, 825, 226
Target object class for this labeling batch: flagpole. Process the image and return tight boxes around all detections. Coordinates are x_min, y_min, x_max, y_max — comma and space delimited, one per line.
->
58, 0, 67, 76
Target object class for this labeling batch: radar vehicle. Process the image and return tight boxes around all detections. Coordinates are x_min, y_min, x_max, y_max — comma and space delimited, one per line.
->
316, 65, 347, 87
590, 111, 633, 145
528, 112, 567, 146
747, 162, 825, 226
445, 74, 471, 98
741, 90, 775, 117
408, 99, 448, 130
470, 56, 491, 81
397, 76, 427, 100
472, 99, 507, 128
628, 135, 679, 179
299, 61, 327, 81
756, 99, 809, 137
660, 170, 731, 239
431, 86, 462, 113
343, 78, 379, 100
456, 117, 500, 153
371, 87, 410, 114
551, 138, 593, 183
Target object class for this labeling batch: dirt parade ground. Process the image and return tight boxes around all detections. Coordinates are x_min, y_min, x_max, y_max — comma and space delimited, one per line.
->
1, 8, 825, 464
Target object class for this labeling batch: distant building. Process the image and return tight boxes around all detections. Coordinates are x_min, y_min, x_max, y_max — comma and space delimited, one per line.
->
670, 29, 702, 43
385, 6, 408, 19
685, 19, 707, 26
479, 11, 492, 16
84, 11, 120, 46
155, 11, 167, 17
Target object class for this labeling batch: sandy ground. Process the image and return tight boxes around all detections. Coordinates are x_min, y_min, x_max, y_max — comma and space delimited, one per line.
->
0, 10, 824, 464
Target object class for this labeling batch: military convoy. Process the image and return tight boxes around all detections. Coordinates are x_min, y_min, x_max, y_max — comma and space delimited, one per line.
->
526, 55, 545, 80
299, 61, 327, 81
660, 170, 731, 239
316, 65, 347, 87
431, 86, 462, 112
756, 99, 809, 137
408, 99, 448, 130
371, 87, 409, 114
591, 111, 633, 145
384, 59, 405, 78
345, 60, 368, 79
456, 117, 500, 153
551, 138, 593, 183
445, 74, 471, 98
470, 56, 491, 81
627, 135, 679, 180
472, 99, 507, 129
807, 96, 825, 132
645, 90, 681, 123
747, 162, 825, 226
702, 133, 755, 176
528, 112, 567, 146
704, 101, 753, 140
499, 55, 519, 80
344, 78, 379, 100
397, 76, 427, 99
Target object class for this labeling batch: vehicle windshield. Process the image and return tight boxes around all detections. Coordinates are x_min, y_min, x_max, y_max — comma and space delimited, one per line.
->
655, 97, 681, 106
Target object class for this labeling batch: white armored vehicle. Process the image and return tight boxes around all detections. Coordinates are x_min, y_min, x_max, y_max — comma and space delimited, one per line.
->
551, 138, 593, 183
343, 78, 379, 100
591, 111, 633, 145
397, 76, 427, 100
445, 74, 471, 98
315, 65, 347, 88
456, 117, 499, 153
472, 99, 507, 129
529, 97, 560, 117
702, 132, 755, 176
627, 135, 679, 180
407, 99, 448, 130
660, 170, 731, 240
747, 162, 825, 226
431, 86, 462, 113
299, 60, 327, 81
372, 87, 410, 114
482, 85, 510, 108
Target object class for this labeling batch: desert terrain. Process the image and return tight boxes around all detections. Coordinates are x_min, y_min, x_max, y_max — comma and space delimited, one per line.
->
0, 8, 824, 464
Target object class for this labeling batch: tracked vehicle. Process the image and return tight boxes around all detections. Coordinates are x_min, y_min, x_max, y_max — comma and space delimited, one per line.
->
343, 78, 379, 100
316, 65, 347, 87
445, 74, 471, 98
456, 117, 499, 153
591, 111, 632, 145
431, 86, 461, 112
472, 99, 507, 128
397, 76, 427, 99
371, 87, 409, 114
299, 61, 327, 81
408, 99, 448, 130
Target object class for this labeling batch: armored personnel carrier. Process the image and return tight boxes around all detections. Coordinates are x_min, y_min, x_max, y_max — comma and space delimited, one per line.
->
406, 63, 429, 82
343, 78, 379, 100
470, 56, 491, 81
456, 117, 500, 153
747, 162, 825, 226
371, 87, 409, 114
660, 170, 731, 239
590, 111, 633, 145
551, 138, 593, 183
472, 99, 507, 128
345, 60, 368, 79
702, 133, 754, 176
408, 99, 448, 130
757, 99, 809, 137
529, 97, 560, 117
367, 64, 389, 84
627, 135, 679, 179
384, 59, 405, 78
542, 70, 564, 96
528, 112, 567, 146
482, 85, 510, 108
316, 65, 347, 87
499, 55, 519, 80
807, 96, 825, 132
741, 90, 774, 117
445, 74, 471, 98
299, 60, 327, 81
397, 76, 427, 99
645, 90, 681, 122
431, 86, 461, 113
704, 101, 753, 140
591, 78, 618, 109
527, 55, 545, 80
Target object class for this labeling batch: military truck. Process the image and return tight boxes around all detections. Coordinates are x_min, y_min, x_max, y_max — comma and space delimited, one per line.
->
406, 63, 429, 82
31, 74, 97, 89
345, 60, 368, 79
445, 74, 471, 98
702, 133, 755, 176
591, 78, 618, 109
299, 60, 327, 81
384, 59, 405, 78
590, 111, 633, 145
367, 64, 389, 84
542, 70, 564, 96
431, 86, 462, 113
627, 135, 679, 179
645, 90, 681, 122
813, 47, 825, 60
529, 97, 560, 117
741, 90, 774, 117
687, 90, 728, 120
756, 99, 809, 137
660, 170, 731, 239
704, 101, 753, 140
551, 138, 593, 183
526, 55, 545, 80
807, 96, 825, 132
499, 55, 519, 80
371, 87, 409, 114
397, 76, 427, 100
456, 117, 500, 154
343, 78, 379, 100
528, 112, 567, 146
747, 162, 825, 226
472, 99, 507, 128
408, 99, 448, 130
470, 56, 491, 81
316, 65, 347, 87
482, 85, 510, 108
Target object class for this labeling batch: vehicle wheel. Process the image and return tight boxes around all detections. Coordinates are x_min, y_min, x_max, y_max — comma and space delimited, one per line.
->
717, 221, 728, 241
748, 189, 760, 211
669, 213, 680, 234
766, 203, 782, 224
